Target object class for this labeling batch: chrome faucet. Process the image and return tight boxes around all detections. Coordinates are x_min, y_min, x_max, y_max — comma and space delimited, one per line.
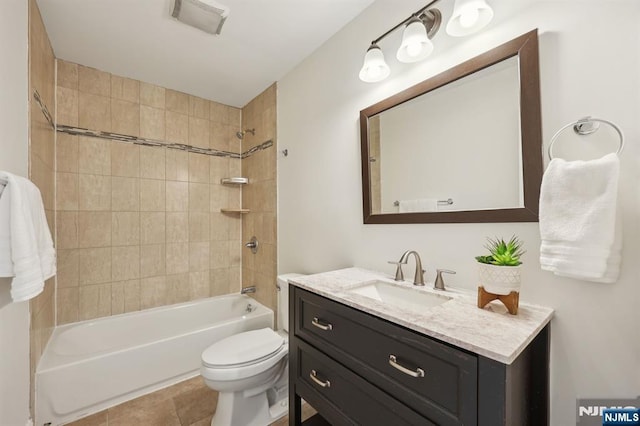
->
434, 269, 456, 291
388, 260, 406, 281
397, 250, 425, 286
241, 286, 256, 294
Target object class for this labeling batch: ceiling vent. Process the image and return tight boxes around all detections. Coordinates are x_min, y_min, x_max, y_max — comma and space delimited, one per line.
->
171, 0, 230, 35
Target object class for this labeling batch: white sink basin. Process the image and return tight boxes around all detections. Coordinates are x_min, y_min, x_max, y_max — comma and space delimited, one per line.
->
349, 280, 452, 312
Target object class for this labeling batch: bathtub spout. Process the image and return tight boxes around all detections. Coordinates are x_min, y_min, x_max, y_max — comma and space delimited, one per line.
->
241, 286, 256, 294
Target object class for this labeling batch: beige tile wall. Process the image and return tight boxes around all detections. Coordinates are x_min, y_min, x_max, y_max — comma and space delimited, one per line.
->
241, 84, 278, 312
55, 60, 244, 324
28, 0, 56, 415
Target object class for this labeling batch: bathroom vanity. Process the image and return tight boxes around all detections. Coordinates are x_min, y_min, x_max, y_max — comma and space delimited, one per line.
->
288, 268, 553, 426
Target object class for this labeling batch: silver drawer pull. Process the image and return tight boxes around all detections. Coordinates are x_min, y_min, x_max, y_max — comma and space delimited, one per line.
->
312, 317, 333, 331
388, 355, 425, 378
310, 369, 331, 388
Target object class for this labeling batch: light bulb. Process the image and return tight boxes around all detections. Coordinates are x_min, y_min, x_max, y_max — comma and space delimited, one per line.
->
406, 41, 422, 58
396, 16, 432, 63
459, 8, 479, 28
369, 66, 382, 79
446, 0, 494, 37
359, 43, 390, 83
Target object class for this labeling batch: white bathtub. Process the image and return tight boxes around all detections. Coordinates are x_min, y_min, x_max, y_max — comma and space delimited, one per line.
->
36, 294, 273, 426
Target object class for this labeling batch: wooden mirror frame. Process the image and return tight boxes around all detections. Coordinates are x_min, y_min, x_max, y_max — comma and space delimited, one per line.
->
360, 29, 543, 224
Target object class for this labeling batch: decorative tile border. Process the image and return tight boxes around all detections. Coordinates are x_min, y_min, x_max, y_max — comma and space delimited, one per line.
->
243, 139, 274, 159
33, 90, 54, 128
57, 124, 246, 159
242, 140, 274, 158
33, 90, 273, 159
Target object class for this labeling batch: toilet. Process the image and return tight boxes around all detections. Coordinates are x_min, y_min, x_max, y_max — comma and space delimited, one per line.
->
201, 273, 304, 426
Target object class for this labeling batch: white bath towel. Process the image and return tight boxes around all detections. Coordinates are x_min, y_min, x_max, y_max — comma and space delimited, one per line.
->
0, 171, 56, 301
538, 153, 621, 282
398, 198, 438, 213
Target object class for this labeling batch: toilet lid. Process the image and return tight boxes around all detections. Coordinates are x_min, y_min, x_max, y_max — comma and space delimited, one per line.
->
202, 328, 284, 367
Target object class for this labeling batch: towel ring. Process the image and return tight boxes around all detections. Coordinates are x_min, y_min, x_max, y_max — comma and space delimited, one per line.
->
548, 116, 624, 160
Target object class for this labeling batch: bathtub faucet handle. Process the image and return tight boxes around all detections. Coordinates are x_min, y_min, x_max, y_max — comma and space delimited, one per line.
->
241, 286, 256, 294
245, 236, 259, 254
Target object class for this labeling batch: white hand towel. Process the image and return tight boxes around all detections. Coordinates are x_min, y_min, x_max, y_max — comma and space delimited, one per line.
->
398, 198, 438, 213
538, 153, 621, 281
540, 209, 622, 283
0, 171, 56, 301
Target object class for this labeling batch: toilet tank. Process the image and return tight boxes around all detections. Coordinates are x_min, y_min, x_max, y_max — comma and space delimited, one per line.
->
276, 273, 304, 332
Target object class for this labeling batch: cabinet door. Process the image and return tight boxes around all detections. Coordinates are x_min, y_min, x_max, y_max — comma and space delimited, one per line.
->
294, 287, 478, 425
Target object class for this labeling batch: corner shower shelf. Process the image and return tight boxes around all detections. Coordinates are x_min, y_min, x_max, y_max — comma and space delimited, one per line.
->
220, 178, 249, 213
220, 177, 249, 185
220, 208, 250, 214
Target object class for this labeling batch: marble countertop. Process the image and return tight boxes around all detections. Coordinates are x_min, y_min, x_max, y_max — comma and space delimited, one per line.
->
289, 267, 554, 365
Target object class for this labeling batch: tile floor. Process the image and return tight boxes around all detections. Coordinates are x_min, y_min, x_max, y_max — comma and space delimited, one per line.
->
65, 376, 315, 426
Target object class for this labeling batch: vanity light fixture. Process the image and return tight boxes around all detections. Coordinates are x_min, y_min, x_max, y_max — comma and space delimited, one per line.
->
359, 0, 494, 82
359, 43, 391, 83
359, 2, 441, 82
446, 0, 494, 37
396, 12, 440, 63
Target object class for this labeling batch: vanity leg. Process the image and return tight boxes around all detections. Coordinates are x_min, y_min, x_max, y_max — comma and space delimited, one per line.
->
289, 283, 302, 425
289, 391, 301, 426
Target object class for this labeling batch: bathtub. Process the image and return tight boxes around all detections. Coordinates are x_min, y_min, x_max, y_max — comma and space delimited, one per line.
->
36, 294, 273, 426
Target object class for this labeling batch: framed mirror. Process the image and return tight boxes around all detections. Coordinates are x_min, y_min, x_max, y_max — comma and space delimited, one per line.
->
360, 29, 543, 224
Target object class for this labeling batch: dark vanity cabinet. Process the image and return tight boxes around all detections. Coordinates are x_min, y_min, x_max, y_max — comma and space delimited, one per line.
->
289, 286, 550, 426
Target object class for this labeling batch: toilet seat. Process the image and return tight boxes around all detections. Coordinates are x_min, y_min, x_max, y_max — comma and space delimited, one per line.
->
201, 328, 288, 382
203, 328, 284, 367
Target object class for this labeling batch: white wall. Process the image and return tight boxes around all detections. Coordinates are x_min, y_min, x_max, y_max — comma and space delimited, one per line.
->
0, 0, 31, 425
278, 1, 640, 424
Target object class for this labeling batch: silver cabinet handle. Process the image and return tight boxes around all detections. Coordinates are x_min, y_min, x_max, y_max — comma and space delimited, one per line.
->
312, 317, 333, 331
388, 355, 425, 378
309, 370, 331, 388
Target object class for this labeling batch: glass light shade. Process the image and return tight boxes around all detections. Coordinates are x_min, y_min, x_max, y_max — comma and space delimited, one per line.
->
359, 44, 391, 83
446, 0, 494, 37
396, 17, 433, 63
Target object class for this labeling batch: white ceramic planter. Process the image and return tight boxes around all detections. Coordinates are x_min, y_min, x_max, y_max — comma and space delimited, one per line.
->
477, 263, 521, 295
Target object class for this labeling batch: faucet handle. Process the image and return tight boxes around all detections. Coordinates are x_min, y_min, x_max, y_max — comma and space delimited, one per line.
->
387, 261, 405, 281
434, 269, 456, 290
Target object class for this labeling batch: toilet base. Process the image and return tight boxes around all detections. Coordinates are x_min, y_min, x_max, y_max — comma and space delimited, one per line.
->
268, 395, 288, 423
211, 389, 288, 426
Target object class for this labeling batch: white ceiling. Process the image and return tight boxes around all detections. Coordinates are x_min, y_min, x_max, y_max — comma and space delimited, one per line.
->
37, 0, 374, 107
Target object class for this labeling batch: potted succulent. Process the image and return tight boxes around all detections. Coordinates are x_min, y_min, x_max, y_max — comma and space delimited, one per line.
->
476, 236, 525, 295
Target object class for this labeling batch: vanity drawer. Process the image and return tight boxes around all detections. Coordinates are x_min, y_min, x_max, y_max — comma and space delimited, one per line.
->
295, 339, 431, 426
294, 287, 477, 425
